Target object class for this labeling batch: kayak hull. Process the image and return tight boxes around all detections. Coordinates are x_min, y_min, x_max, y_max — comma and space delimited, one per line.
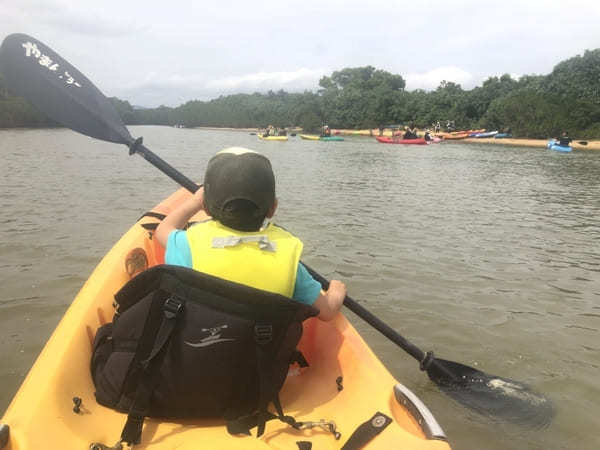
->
376, 137, 427, 145
1, 189, 451, 450
258, 135, 288, 141
435, 133, 469, 140
471, 131, 498, 138
300, 134, 344, 141
300, 134, 320, 140
547, 139, 572, 152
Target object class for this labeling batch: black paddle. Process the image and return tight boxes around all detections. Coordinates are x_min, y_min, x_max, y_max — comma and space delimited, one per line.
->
0, 33, 198, 194
303, 267, 553, 427
0, 33, 553, 427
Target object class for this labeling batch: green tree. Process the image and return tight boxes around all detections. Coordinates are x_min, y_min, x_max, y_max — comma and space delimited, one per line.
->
481, 90, 565, 138
3, 48, 600, 139
319, 66, 405, 128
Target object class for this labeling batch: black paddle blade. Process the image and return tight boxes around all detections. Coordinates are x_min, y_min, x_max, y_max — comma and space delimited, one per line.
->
426, 358, 554, 428
0, 33, 132, 145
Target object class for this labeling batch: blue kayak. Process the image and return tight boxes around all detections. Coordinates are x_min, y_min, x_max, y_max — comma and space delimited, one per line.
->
547, 139, 572, 152
472, 131, 498, 138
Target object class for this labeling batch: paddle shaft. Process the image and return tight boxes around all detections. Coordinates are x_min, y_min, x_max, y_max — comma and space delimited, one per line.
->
303, 264, 425, 362
305, 265, 469, 384
130, 146, 430, 365
116, 143, 436, 369
123, 139, 435, 370
132, 141, 199, 194
128, 141, 436, 368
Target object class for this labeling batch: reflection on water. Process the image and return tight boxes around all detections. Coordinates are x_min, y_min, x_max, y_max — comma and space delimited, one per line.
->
1, 127, 599, 450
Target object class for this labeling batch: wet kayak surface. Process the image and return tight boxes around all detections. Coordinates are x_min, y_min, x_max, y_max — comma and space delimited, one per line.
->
1, 127, 599, 450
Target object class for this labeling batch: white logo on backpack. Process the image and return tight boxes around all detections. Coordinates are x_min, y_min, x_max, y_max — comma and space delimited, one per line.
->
184, 324, 235, 347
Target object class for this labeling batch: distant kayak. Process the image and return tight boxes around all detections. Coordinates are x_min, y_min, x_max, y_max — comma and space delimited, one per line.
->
436, 132, 469, 140
258, 134, 288, 141
299, 134, 320, 140
300, 134, 344, 141
472, 131, 498, 138
376, 137, 427, 145
494, 133, 512, 139
547, 139, 572, 152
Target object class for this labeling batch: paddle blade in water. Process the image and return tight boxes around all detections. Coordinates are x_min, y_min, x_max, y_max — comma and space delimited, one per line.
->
0, 33, 132, 145
427, 358, 554, 428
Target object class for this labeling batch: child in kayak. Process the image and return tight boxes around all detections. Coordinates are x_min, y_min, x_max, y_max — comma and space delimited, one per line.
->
155, 147, 346, 321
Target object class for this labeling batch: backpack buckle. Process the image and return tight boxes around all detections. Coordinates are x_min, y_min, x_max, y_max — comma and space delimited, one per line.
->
163, 296, 183, 319
254, 324, 272, 344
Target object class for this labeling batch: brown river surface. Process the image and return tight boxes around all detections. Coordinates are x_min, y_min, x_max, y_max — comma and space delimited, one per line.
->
1, 126, 599, 449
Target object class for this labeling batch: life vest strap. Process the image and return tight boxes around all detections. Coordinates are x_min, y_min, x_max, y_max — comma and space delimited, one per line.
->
212, 235, 277, 252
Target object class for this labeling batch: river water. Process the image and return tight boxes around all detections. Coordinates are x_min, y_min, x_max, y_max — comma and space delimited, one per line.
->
1, 126, 599, 449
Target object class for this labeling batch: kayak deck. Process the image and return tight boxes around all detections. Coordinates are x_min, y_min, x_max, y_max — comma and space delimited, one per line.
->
1, 188, 450, 449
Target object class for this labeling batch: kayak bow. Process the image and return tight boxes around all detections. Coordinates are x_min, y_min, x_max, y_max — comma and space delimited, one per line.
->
0, 190, 451, 450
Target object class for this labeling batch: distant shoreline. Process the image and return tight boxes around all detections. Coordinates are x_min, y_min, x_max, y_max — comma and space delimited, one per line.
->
460, 137, 600, 151
191, 126, 600, 150
4, 125, 597, 150
329, 128, 600, 150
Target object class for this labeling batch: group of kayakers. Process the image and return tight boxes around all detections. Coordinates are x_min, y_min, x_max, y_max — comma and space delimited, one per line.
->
391, 124, 434, 142
261, 125, 287, 137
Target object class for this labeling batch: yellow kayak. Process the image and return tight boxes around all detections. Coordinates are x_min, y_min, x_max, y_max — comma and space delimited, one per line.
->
258, 134, 288, 141
299, 134, 321, 140
0, 188, 451, 450
300, 135, 344, 141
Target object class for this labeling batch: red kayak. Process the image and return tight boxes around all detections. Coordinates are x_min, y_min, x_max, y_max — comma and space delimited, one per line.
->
376, 137, 427, 145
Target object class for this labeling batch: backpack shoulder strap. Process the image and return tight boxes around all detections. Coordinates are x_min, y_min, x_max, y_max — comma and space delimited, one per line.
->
120, 294, 184, 445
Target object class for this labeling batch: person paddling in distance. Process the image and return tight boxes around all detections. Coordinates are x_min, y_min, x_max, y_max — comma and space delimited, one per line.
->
155, 147, 346, 321
557, 131, 572, 147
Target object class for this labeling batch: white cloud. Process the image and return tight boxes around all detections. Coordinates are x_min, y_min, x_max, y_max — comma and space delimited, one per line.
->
6, 0, 596, 106
205, 68, 326, 93
404, 66, 476, 91
1, 0, 142, 37
111, 68, 329, 106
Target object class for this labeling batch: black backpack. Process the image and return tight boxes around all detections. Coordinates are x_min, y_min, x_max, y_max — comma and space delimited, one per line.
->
90, 265, 318, 445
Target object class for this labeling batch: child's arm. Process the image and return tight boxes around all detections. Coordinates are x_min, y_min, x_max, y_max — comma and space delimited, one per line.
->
155, 187, 205, 248
313, 280, 346, 321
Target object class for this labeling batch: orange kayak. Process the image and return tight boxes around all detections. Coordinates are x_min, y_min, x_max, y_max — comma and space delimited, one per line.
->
0, 188, 451, 450
436, 132, 469, 140
376, 137, 427, 145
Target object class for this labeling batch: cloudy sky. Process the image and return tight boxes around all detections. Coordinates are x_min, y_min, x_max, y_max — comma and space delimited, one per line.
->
2, 0, 599, 107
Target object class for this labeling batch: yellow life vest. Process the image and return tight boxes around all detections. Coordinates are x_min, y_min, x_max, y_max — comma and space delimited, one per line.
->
186, 220, 303, 298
